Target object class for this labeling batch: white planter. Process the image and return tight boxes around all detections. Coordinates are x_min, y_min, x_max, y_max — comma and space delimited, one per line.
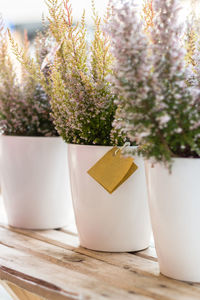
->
145, 158, 200, 282
68, 144, 151, 252
0, 135, 72, 229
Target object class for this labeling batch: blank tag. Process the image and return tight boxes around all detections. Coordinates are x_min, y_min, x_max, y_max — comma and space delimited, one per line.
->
87, 147, 138, 194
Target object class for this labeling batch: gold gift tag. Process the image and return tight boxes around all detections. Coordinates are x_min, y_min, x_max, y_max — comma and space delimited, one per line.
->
87, 146, 138, 194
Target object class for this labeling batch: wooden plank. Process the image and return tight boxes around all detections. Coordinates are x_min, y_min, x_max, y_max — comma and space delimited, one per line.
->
0, 227, 200, 300
60, 224, 78, 236
60, 227, 158, 261
134, 246, 157, 261
0, 226, 159, 276
60, 228, 78, 237
0, 242, 152, 300
3, 225, 80, 249
2, 281, 45, 300
4, 225, 157, 264
0, 266, 80, 300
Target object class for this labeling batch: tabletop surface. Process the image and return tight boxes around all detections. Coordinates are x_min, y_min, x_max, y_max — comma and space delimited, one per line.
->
0, 223, 200, 300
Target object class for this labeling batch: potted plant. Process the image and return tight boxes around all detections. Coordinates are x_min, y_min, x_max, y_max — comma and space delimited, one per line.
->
19, 0, 151, 252
0, 21, 72, 229
108, 0, 200, 281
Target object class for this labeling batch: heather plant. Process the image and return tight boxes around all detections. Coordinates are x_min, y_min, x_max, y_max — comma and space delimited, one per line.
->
107, 0, 200, 168
9, 0, 126, 145
184, 1, 200, 69
0, 18, 22, 135
142, 0, 154, 33
185, 8, 200, 85
1, 23, 57, 136
46, 0, 125, 145
185, 26, 196, 68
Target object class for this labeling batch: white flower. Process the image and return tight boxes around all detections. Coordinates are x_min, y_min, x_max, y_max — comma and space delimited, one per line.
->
157, 115, 171, 125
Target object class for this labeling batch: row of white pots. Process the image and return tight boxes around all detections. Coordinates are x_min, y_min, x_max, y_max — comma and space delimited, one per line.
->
0, 135, 200, 282
0, 136, 151, 252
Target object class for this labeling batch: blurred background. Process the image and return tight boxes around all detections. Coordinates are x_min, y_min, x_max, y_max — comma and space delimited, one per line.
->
1, 0, 110, 42
1, 0, 198, 42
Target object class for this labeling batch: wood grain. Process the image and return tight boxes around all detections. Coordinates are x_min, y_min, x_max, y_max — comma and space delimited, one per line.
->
0, 226, 200, 300
2, 281, 44, 300
0, 242, 154, 300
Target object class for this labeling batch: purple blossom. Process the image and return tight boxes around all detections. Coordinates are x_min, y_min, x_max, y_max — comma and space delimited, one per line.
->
107, 0, 200, 167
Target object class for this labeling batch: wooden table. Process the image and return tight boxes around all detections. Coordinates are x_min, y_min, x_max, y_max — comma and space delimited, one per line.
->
0, 224, 200, 300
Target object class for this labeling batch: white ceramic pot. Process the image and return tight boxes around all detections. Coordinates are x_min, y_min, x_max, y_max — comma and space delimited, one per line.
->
145, 158, 200, 282
0, 135, 72, 229
68, 144, 151, 252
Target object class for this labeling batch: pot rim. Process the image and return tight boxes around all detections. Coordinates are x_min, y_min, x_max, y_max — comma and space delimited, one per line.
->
68, 143, 137, 148
146, 157, 200, 163
1, 135, 61, 139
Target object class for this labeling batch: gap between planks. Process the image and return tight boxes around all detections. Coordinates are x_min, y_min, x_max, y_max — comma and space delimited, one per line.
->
0, 241, 157, 300
0, 242, 151, 300
0, 226, 200, 300
1, 281, 45, 300
0, 266, 83, 300
59, 226, 157, 262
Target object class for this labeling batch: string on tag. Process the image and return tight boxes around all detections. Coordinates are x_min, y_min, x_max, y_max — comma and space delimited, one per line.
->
114, 142, 130, 156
